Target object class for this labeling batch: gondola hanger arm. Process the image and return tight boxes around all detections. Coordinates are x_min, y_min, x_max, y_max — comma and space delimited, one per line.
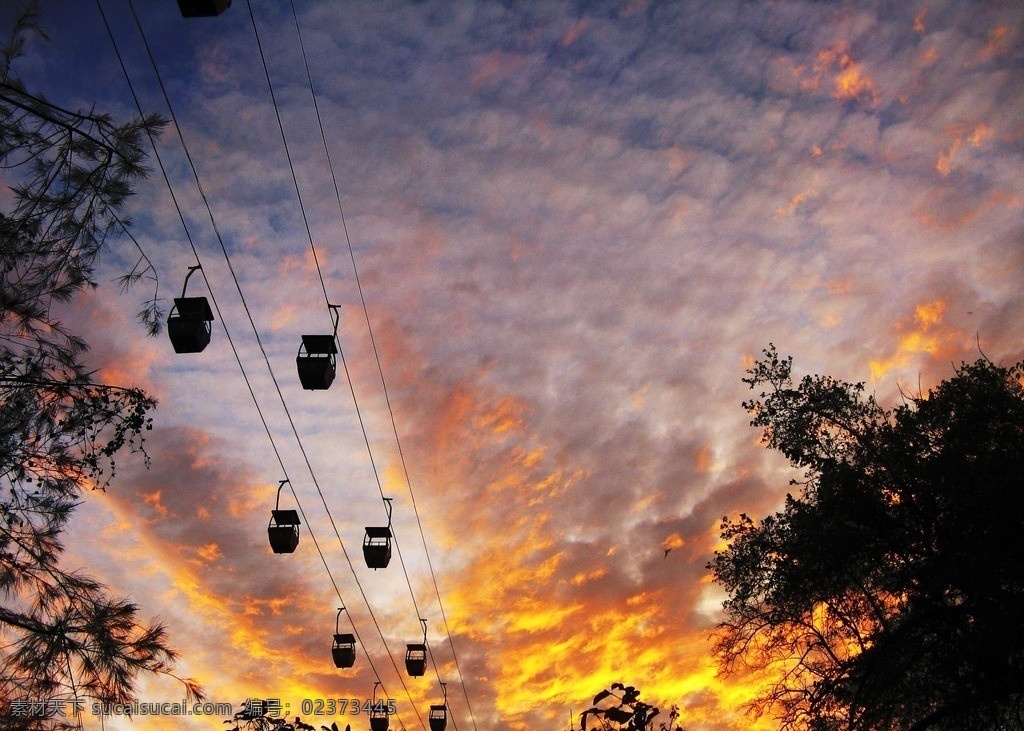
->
274, 479, 290, 511
180, 264, 202, 297
328, 303, 341, 338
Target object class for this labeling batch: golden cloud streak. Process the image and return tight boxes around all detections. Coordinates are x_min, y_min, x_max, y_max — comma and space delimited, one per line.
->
868, 300, 958, 381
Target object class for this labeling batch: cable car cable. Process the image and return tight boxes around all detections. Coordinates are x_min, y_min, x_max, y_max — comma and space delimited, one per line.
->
242, 0, 331, 311
102, 2, 417, 722
245, 0, 432, 650
247, 6, 459, 721
118, 8, 419, 724
287, 3, 478, 728
96, 0, 386, 689
240, 8, 429, 726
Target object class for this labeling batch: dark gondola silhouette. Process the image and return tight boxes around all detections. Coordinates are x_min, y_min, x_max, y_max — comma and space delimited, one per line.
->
332, 607, 356, 669
296, 305, 341, 390
167, 265, 213, 353
369, 682, 389, 731
405, 618, 428, 677
428, 682, 448, 731
176, 0, 230, 17
363, 497, 394, 570
267, 480, 300, 554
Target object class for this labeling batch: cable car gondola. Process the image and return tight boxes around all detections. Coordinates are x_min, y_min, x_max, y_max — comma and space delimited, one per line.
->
405, 618, 428, 677
296, 305, 341, 390
429, 705, 447, 731
363, 497, 393, 570
177, 0, 231, 17
332, 607, 356, 669
268, 480, 300, 554
429, 683, 448, 731
167, 265, 214, 353
369, 682, 389, 731
296, 335, 337, 390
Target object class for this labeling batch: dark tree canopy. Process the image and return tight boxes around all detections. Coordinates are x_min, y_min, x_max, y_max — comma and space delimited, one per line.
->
709, 345, 1024, 730
1, 5, 193, 729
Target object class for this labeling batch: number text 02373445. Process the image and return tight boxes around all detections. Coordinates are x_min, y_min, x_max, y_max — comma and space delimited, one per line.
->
301, 699, 397, 716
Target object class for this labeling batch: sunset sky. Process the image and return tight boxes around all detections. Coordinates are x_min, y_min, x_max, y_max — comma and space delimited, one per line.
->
4, 0, 1024, 730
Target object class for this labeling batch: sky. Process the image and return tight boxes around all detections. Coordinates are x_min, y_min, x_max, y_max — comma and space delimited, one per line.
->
3, 0, 1024, 730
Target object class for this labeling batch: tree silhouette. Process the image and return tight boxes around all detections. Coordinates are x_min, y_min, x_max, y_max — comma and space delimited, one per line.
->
578, 684, 685, 731
221, 702, 334, 731
709, 345, 1024, 730
1, 4, 195, 728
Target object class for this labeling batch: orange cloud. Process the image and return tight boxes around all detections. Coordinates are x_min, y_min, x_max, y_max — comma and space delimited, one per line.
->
82, 490, 361, 730
571, 566, 609, 586
834, 62, 878, 104
775, 178, 819, 218
477, 395, 526, 435
980, 26, 1015, 60
814, 43, 879, 106
661, 533, 686, 552
868, 300, 959, 381
68, 290, 162, 392
392, 370, 776, 729
143, 490, 170, 518
936, 123, 991, 178
772, 43, 880, 107
195, 542, 223, 563
696, 446, 722, 474
561, 18, 589, 46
